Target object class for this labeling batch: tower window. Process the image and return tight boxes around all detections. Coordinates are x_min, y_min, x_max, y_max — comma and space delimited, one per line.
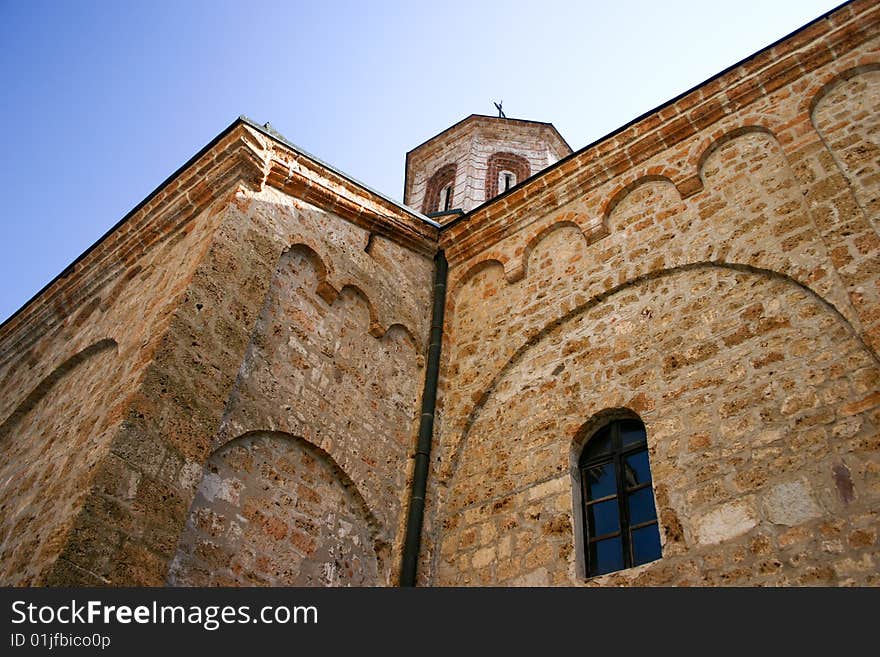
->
485, 152, 530, 200
422, 164, 457, 214
499, 170, 516, 192
578, 418, 661, 577
440, 184, 453, 211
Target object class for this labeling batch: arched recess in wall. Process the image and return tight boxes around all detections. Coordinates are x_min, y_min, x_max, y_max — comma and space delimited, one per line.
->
447, 258, 507, 320
281, 243, 338, 304
423, 164, 458, 214
248, 243, 418, 350
0, 338, 118, 440
441, 261, 875, 489
211, 240, 423, 539
168, 430, 389, 586
0, 337, 119, 585
447, 219, 593, 322
518, 220, 591, 281
695, 125, 863, 332
602, 175, 681, 226
694, 125, 778, 181
276, 243, 417, 346
486, 152, 530, 199
338, 283, 384, 337
810, 64, 880, 233
432, 263, 879, 585
382, 323, 419, 354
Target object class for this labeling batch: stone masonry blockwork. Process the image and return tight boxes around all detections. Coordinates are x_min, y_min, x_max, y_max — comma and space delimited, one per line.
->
169, 432, 384, 586
0, 0, 877, 587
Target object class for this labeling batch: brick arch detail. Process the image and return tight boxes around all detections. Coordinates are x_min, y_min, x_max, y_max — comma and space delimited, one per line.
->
485, 152, 531, 200
430, 261, 880, 583
805, 62, 880, 119
441, 260, 876, 490
423, 164, 457, 214
279, 243, 421, 351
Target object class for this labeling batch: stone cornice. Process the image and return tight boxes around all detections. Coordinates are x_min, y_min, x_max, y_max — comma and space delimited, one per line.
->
439, 0, 879, 265
265, 145, 438, 257
0, 123, 270, 364
0, 114, 445, 362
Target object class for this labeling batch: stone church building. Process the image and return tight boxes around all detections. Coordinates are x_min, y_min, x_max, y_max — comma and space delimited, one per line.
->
0, 0, 877, 586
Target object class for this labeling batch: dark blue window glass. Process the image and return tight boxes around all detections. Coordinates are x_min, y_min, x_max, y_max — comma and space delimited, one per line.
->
590, 537, 624, 576
620, 421, 646, 448
624, 451, 652, 489
627, 487, 658, 526
579, 418, 661, 577
583, 425, 613, 459
586, 499, 620, 536
585, 462, 616, 500
631, 524, 662, 567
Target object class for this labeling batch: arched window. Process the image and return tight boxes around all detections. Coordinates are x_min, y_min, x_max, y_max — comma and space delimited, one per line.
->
423, 164, 457, 214
485, 152, 530, 199
578, 418, 661, 576
439, 183, 454, 211
498, 169, 516, 193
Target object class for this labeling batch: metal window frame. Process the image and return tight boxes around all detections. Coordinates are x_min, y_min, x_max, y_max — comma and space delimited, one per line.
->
579, 420, 659, 577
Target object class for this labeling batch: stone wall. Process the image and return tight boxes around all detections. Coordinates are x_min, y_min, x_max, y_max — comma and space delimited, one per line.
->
169, 431, 384, 586
0, 122, 435, 585
0, 1, 876, 588
0, 182, 234, 584
434, 264, 878, 585
169, 186, 433, 585
428, 0, 880, 586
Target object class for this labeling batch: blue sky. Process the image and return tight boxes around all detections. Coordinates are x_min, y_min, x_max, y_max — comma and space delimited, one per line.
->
0, 0, 844, 324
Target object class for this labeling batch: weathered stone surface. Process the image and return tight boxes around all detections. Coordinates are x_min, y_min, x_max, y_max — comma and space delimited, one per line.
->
1, 1, 878, 588
169, 432, 384, 586
422, 1, 880, 587
763, 481, 823, 527
695, 502, 760, 546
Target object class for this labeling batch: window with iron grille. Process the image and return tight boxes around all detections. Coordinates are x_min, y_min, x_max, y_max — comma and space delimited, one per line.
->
579, 418, 661, 576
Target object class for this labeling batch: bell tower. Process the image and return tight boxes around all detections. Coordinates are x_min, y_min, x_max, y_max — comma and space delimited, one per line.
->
404, 114, 572, 222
